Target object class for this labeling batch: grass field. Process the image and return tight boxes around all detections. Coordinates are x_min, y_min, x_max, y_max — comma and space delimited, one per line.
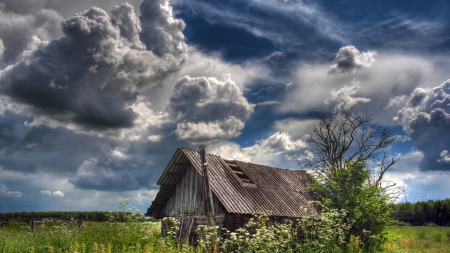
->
0, 219, 181, 253
384, 226, 450, 253
1, 218, 450, 253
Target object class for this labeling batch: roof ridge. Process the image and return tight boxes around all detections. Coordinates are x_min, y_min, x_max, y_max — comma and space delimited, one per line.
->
182, 148, 308, 172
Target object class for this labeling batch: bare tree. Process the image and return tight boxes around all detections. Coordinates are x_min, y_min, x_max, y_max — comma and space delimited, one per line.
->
294, 110, 398, 191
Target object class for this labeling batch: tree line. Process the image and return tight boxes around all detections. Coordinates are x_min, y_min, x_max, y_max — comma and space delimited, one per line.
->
0, 211, 142, 222
390, 198, 450, 226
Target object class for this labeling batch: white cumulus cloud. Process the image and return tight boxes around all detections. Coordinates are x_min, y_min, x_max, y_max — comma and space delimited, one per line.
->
175, 116, 245, 142
52, 191, 64, 197
39, 190, 52, 196
329, 45, 377, 74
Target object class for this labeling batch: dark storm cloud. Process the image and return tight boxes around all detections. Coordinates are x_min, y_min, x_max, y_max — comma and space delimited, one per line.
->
0, 2, 186, 130
395, 80, 450, 171
0, 3, 63, 62
0, 110, 33, 151
0, 107, 185, 192
0, 109, 116, 174
69, 157, 144, 191
68, 134, 190, 191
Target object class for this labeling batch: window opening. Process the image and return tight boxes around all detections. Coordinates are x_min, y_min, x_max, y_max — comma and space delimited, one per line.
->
225, 160, 254, 184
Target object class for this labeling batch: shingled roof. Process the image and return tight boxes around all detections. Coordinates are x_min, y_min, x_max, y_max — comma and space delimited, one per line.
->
146, 148, 317, 218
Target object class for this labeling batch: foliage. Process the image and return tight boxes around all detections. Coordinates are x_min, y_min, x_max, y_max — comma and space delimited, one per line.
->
295, 110, 397, 252
310, 157, 392, 252
216, 212, 301, 253
300, 207, 354, 253
193, 209, 358, 253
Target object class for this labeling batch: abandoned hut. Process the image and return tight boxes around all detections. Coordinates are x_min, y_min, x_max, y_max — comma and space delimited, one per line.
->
145, 146, 317, 241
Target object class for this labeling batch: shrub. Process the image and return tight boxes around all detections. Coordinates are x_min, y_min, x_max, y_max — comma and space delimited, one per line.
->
395, 221, 410, 226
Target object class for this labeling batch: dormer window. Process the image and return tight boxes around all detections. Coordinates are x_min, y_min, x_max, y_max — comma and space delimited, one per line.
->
225, 161, 254, 184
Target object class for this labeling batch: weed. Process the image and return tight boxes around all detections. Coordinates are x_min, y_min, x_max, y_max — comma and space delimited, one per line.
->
417, 229, 427, 239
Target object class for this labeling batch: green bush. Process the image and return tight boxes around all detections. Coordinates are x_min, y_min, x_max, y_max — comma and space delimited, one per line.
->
395, 221, 410, 226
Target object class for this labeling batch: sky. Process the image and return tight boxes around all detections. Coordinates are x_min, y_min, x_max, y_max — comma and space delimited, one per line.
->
0, 0, 450, 213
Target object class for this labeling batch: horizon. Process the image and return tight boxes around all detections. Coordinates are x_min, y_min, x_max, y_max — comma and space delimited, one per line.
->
0, 0, 450, 213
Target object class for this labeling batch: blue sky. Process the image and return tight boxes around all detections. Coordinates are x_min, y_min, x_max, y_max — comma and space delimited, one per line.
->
0, 0, 450, 213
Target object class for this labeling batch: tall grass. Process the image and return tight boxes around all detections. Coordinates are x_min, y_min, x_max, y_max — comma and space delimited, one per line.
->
384, 226, 450, 253
2, 210, 450, 253
0, 218, 166, 253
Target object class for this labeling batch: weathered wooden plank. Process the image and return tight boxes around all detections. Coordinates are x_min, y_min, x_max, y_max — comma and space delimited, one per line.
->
185, 217, 195, 242
187, 168, 194, 213
233, 171, 244, 176
227, 163, 238, 168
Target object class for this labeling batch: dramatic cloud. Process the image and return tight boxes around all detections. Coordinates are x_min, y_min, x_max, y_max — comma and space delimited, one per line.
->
329, 45, 377, 74
324, 81, 371, 112
175, 116, 245, 142
243, 131, 306, 156
0, 183, 22, 197
114, 96, 170, 141
140, 0, 187, 57
280, 51, 442, 126
0, 38, 4, 59
207, 132, 306, 166
0, 2, 63, 62
395, 80, 450, 171
1, 0, 450, 212
0, 2, 185, 131
169, 75, 255, 142
68, 150, 161, 191
70, 158, 137, 191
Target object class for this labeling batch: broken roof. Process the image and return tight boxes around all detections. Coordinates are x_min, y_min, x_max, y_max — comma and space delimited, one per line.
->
146, 148, 317, 218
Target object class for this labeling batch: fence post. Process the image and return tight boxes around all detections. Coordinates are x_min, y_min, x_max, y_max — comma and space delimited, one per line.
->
30, 219, 35, 232
78, 219, 84, 230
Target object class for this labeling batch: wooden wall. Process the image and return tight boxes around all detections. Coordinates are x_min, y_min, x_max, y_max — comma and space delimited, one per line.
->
162, 165, 224, 216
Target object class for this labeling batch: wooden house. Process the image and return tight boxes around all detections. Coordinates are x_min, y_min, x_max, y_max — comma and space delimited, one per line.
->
145, 147, 317, 242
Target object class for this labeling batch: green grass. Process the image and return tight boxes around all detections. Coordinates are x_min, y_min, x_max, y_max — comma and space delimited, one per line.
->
385, 226, 450, 253
0, 219, 187, 253
2, 218, 450, 253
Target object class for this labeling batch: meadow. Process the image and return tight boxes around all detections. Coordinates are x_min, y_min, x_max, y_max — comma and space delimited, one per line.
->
1, 215, 450, 253
384, 226, 450, 253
